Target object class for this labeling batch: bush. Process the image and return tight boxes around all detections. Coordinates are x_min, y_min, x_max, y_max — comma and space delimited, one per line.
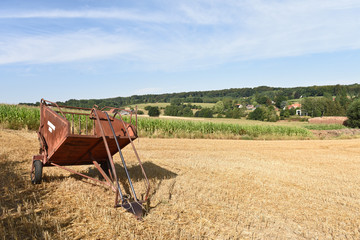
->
265, 106, 278, 122
182, 107, 193, 117
247, 106, 278, 122
346, 99, 360, 128
164, 105, 193, 117
194, 108, 213, 118
280, 109, 290, 119
137, 110, 144, 115
248, 107, 266, 121
148, 106, 160, 117
164, 105, 182, 116
289, 107, 297, 116
225, 108, 246, 119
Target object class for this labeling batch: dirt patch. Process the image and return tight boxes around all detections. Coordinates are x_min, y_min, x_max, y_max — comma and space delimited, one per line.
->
308, 116, 348, 125
311, 128, 360, 138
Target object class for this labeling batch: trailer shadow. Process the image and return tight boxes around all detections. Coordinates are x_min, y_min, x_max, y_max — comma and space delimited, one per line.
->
83, 161, 178, 181
115, 161, 178, 200
44, 161, 177, 183
43, 161, 178, 217
116, 161, 178, 181
87, 161, 178, 215
0, 153, 72, 239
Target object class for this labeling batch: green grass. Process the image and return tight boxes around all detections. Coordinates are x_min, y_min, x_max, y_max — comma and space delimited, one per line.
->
303, 124, 347, 130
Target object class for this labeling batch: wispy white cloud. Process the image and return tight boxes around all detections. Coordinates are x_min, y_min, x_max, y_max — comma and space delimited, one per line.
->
0, 9, 173, 23
0, 30, 141, 64
0, 0, 360, 69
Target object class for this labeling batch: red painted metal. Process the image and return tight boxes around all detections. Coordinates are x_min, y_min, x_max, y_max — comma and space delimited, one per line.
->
32, 99, 150, 219
92, 160, 116, 192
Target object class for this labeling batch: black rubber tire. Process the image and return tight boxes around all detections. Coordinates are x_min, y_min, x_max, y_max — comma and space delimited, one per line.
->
100, 162, 110, 178
32, 160, 43, 184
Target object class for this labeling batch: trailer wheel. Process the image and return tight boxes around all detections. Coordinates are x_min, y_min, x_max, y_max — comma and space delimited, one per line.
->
31, 160, 43, 184
100, 162, 110, 178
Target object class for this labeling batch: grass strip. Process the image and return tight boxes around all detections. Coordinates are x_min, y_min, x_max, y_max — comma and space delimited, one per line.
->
303, 124, 347, 130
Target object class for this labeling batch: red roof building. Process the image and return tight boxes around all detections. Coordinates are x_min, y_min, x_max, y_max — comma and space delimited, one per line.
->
287, 103, 301, 109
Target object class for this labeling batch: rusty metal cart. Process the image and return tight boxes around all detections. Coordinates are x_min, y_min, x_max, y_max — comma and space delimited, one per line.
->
31, 99, 150, 219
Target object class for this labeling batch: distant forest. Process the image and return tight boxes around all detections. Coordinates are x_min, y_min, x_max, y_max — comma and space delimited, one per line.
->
24, 84, 359, 108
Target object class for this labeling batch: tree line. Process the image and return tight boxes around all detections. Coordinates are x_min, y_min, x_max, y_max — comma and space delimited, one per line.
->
22, 84, 360, 108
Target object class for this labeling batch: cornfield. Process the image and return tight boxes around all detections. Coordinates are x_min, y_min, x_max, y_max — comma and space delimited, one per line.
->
0, 105, 311, 139
63, 113, 94, 134
134, 117, 313, 139
0, 104, 40, 130
0, 104, 313, 139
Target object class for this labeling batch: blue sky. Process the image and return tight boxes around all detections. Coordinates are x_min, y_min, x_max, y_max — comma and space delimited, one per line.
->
0, 0, 360, 104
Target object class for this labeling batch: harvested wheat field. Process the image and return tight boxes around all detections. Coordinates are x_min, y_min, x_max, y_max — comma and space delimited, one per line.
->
1, 128, 360, 239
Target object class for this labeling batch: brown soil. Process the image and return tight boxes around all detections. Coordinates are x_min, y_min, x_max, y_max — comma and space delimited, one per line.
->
1, 129, 360, 239
311, 128, 360, 138
308, 117, 348, 125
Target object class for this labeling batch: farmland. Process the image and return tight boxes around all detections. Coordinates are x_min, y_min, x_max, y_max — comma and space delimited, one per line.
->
1, 104, 353, 140
1, 128, 360, 239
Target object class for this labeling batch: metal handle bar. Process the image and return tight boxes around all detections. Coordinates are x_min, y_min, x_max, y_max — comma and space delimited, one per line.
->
105, 112, 139, 201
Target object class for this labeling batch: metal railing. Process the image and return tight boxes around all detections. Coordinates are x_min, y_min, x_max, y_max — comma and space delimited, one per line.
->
40, 99, 137, 136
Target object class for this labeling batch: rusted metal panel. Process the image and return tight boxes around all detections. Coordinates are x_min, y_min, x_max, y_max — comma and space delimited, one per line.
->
40, 105, 69, 162
94, 113, 134, 138
46, 136, 135, 166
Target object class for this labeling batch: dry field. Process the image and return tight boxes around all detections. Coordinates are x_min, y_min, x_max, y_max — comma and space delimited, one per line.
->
1, 128, 360, 239
308, 117, 348, 125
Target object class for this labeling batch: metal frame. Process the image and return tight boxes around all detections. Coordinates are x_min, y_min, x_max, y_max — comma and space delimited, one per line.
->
32, 99, 150, 219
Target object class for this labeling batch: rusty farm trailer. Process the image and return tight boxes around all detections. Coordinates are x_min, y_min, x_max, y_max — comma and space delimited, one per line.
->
31, 99, 150, 219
